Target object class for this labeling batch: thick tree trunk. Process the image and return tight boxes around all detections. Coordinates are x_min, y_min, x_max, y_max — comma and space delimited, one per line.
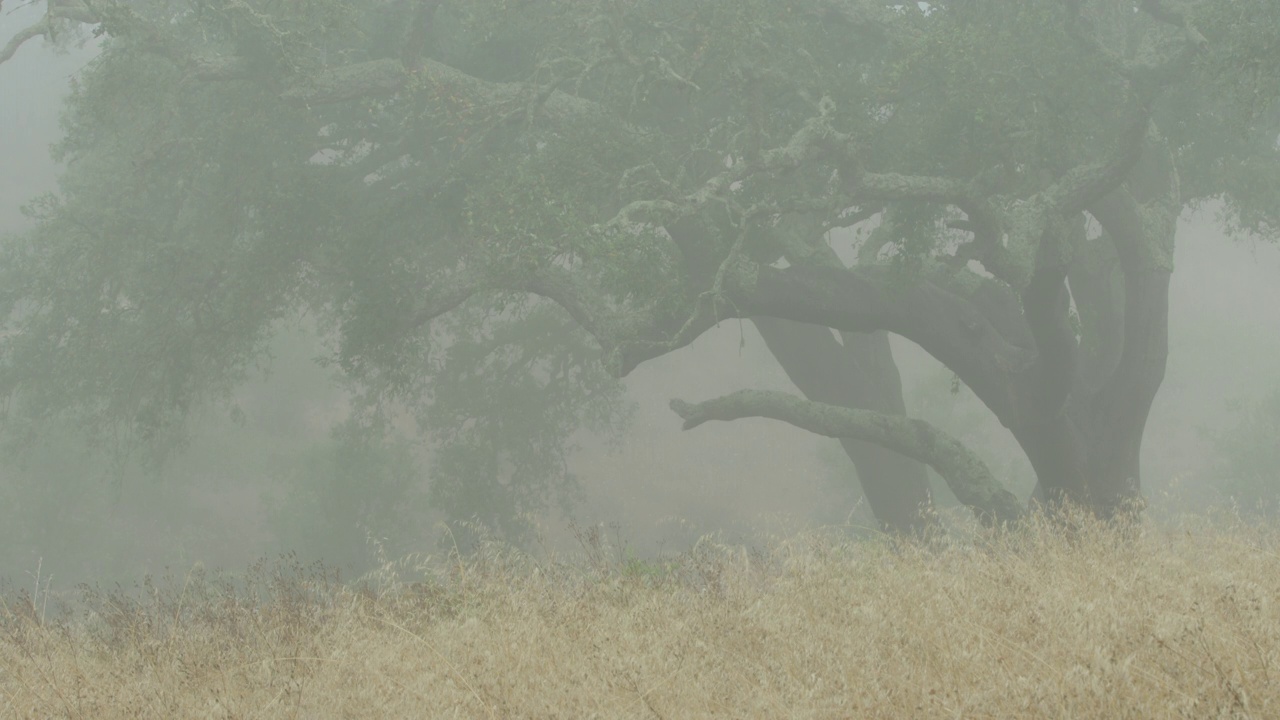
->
1075, 159, 1176, 517
752, 318, 934, 534
1012, 411, 1092, 509
1008, 270, 1169, 516
1015, 284, 1166, 516
642, 141, 1174, 526
1082, 267, 1170, 516
1017, 187, 1174, 517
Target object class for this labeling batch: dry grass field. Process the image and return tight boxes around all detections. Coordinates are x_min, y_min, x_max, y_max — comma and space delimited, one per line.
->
3, 511, 1279, 719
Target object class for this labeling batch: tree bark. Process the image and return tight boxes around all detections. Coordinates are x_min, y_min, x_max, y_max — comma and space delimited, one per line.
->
753, 319, 934, 534
670, 390, 1024, 526
1016, 150, 1176, 516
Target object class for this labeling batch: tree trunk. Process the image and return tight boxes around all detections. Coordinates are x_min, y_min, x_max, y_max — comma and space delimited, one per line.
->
752, 318, 934, 534
1018, 178, 1174, 517
652, 143, 1176, 525
1074, 154, 1176, 517
664, 217, 936, 534
1082, 266, 1170, 516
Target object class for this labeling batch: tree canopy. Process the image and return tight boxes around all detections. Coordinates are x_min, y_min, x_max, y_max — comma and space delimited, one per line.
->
1, 0, 1277, 534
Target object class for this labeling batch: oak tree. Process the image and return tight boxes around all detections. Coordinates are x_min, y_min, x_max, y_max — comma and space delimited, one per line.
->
2, 0, 1276, 533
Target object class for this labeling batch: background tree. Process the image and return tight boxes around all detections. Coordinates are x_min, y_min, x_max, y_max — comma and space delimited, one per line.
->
1206, 388, 1280, 521
0, 0, 1276, 538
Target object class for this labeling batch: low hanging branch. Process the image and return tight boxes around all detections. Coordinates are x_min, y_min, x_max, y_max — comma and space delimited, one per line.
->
670, 390, 1025, 526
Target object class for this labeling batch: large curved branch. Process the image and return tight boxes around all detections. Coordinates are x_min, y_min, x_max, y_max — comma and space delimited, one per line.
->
734, 262, 1033, 425
656, 218, 1037, 423
669, 390, 1024, 526
411, 247, 1035, 428
550, 253, 1037, 422
398, 261, 676, 379
0, 19, 45, 66
0, 4, 97, 66
548, 247, 1035, 424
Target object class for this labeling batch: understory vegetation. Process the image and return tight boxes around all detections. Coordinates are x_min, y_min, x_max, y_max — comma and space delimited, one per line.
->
3, 510, 1278, 719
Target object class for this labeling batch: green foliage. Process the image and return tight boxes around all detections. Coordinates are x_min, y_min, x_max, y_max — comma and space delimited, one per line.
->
1193, 0, 1280, 123
2, 0, 1278, 547
1173, 2, 1280, 240
874, 2, 1126, 186
420, 302, 631, 543
0, 321, 466, 584
1209, 389, 1280, 521
0, 416, 256, 585
264, 420, 427, 575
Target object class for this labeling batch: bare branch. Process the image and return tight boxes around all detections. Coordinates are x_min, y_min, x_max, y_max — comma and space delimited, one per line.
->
0, 17, 48, 66
0, 0, 103, 66
670, 390, 1024, 526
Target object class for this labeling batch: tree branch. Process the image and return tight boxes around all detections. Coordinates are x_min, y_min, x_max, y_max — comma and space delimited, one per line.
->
822, 136, 1034, 289
402, 270, 484, 332
0, 19, 45, 66
735, 262, 1034, 425
1049, 105, 1153, 216
670, 390, 1024, 526
0, 1, 97, 67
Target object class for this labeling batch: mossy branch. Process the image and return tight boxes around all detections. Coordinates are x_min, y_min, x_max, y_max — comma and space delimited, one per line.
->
670, 389, 1024, 526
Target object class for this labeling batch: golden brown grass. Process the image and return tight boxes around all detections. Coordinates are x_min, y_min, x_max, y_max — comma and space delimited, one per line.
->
3, 511, 1279, 719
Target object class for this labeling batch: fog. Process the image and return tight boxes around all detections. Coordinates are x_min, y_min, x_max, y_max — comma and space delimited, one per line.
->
2, 2, 1278, 591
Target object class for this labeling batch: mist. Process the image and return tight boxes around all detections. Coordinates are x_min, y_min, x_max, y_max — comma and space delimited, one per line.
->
4, 2, 1280, 715
2, 2, 1279, 588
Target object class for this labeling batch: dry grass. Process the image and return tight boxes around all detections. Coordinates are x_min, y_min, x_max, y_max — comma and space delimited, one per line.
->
3, 511, 1279, 719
